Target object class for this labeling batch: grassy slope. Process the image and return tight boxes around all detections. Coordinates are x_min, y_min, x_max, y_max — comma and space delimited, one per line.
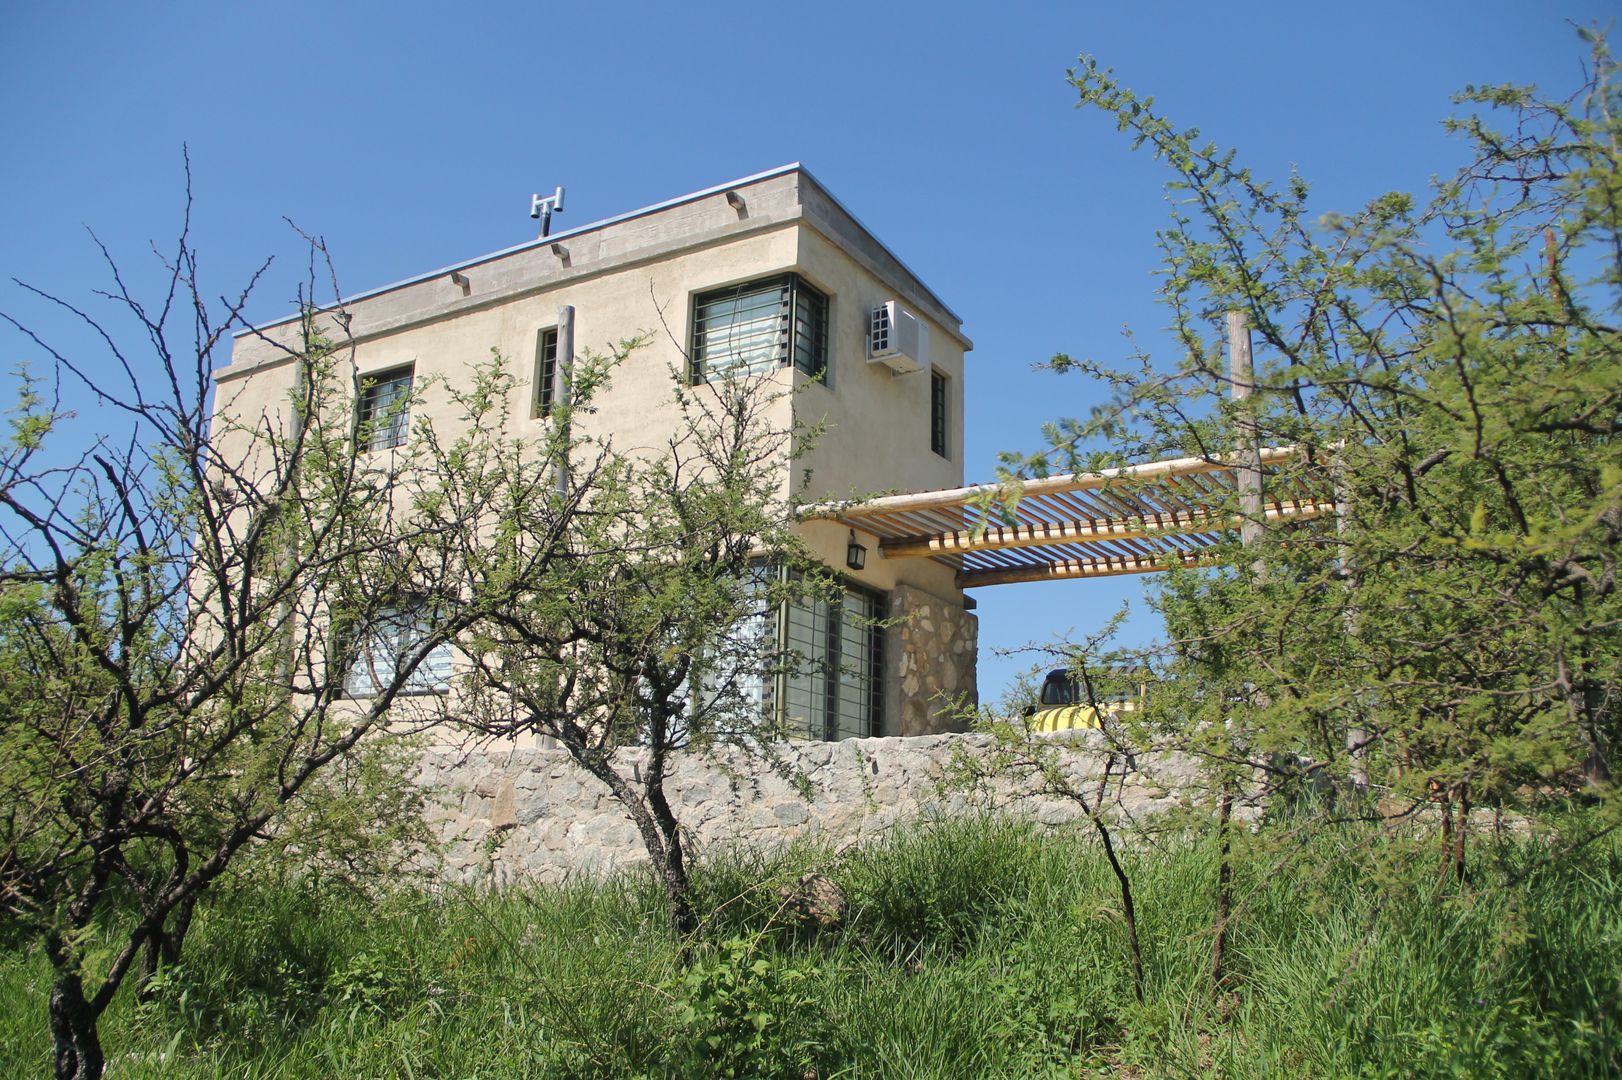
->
2, 817, 1617, 1079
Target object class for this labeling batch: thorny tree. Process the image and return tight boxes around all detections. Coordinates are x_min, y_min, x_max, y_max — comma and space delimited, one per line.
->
429, 345, 839, 946
0, 210, 521, 1078
1007, 30, 1619, 991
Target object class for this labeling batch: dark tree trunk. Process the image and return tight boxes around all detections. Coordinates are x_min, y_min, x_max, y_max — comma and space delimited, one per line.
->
48, 967, 103, 1080
1079, 753, 1145, 1002
646, 779, 696, 942
1090, 807, 1145, 1001
1436, 789, 1456, 895
1211, 780, 1234, 994
587, 755, 698, 954
1452, 783, 1470, 886
136, 895, 196, 1002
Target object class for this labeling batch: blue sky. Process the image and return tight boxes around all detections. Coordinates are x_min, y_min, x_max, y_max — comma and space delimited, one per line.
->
1, 1, 1611, 701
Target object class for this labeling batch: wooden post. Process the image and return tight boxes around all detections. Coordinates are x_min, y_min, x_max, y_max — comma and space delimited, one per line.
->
1335, 444, 1369, 788
554, 305, 574, 497
1213, 309, 1263, 995
1226, 310, 1264, 551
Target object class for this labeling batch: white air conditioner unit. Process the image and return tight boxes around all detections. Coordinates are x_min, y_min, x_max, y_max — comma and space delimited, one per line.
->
867, 301, 927, 375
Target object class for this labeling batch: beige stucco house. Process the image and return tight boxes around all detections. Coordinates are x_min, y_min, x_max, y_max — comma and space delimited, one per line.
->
213, 165, 978, 739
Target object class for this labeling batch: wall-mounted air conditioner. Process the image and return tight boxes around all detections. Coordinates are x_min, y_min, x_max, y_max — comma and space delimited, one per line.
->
868, 301, 927, 375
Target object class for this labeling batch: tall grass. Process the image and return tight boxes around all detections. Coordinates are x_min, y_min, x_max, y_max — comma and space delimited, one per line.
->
2, 817, 1616, 1078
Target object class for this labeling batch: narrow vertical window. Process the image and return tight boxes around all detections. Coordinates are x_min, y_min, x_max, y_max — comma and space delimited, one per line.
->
357, 365, 414, 452
930, 369, 949, 458
534, 326, 559, 418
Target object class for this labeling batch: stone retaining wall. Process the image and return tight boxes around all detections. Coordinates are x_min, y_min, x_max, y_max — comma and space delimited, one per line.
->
418, 732, 1204, 885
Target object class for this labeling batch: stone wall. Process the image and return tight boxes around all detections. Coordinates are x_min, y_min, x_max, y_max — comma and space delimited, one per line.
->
886, 584, 977, 735
418, 732, 1201, 886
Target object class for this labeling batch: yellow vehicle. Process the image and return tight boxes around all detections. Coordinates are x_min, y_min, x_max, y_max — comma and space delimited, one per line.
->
1023, 669, 1144, 734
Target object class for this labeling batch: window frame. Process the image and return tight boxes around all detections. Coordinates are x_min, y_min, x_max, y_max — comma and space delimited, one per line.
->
689, 273, 828, 383
356, 364, 414, 452
690, 567, 885, 742
930, 368, 949, 458
533, 326, 560, 418
341, 597, 455, 698
778, 573, 885, 741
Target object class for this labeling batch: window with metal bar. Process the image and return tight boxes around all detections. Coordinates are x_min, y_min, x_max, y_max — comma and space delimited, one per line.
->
343, 599, 454, 697
930, 368, 948, 458
357, 365, 413, 452
781, 578, 883, 740
534, 327, 559, 418
690, 274, 826, 382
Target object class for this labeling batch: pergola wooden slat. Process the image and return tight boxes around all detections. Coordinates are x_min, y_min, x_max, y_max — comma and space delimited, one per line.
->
806, 446, 1329, 588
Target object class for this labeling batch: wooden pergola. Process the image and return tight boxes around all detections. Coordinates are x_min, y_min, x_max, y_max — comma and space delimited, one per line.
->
811, 446, 1335, 589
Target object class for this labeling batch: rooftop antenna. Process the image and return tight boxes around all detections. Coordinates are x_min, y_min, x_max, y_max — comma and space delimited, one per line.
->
530, 186, 565, 238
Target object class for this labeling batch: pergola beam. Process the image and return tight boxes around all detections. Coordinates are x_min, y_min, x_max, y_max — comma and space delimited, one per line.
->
959, 551, 1222, 588
880, 499, 1336, 558
818, 445, 1302, 521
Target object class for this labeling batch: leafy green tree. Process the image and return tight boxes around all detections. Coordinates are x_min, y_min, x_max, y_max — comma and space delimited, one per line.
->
418, 346, 837, 945
1017, 28, 1619, 980
0, 218, 520, 1078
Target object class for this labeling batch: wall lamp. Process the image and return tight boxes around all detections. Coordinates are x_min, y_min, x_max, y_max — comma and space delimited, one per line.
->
846, 529, 867, 572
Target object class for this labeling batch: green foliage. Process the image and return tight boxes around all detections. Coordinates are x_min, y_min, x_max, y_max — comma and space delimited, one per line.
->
1018, 31, 1622, 895
839, 815, 1041, 956
424, 345, 841, 940
665, 935, 825, 1078
1, 818, 1615, 1078
0, 245, 517, 1077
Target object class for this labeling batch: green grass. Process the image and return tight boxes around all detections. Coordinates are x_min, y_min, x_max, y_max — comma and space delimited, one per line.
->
3, 817, 1617, 1078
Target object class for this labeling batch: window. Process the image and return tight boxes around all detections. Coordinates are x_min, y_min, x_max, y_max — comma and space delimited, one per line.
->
780, 580, 884, 741
533, 327, 559, 418
343, 600, 454, 697
692, 569, 884, 741
930, 369, 949, 458
691, 274, 826, 382
357, 365, 413, 451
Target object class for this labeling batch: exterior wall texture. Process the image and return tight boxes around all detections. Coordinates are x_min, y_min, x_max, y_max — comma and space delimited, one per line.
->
418, 734, 1204, 886
213, 166, 978, 737
888, 584, 979, 734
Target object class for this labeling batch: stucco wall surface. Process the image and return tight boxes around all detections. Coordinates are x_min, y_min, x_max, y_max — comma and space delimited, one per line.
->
417, 733, 1203, 886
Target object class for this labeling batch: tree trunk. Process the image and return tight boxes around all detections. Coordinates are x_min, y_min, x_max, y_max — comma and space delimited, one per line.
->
1211, 780, 1234, 994
1091, 808, 1145, 1001
1436, 789, 1456, 895
48, 968, 103, 1080
646, 781, 697, 943
136, 895, 197, 1002
586, 755, 698, 953
1452, 783, 1470, 886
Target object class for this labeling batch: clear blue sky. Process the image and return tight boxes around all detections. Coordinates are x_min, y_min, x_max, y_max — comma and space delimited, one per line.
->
1, 1, 1610, 702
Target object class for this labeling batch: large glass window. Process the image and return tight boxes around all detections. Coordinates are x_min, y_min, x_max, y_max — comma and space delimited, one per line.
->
780, 580, 884, 741
691, 570, 884, 741
343, 600, 454, 697
357, 365, 413, 452
690, 274, 827, 382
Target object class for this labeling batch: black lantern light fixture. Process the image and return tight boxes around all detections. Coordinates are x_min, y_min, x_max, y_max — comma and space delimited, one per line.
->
845, 529, 867, 571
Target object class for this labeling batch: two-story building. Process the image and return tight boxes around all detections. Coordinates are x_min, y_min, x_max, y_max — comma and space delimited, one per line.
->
212, 165, 979, 740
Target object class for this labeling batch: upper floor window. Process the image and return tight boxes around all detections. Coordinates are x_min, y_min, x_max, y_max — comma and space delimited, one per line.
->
357, 365, 413, 451
690, 274, 826, 382
534, 326, 559, 418
343, 599, 454, 697
930, 369, 949, 458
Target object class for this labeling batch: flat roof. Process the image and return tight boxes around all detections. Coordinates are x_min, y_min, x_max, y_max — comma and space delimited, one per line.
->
233, 163, 963, 338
